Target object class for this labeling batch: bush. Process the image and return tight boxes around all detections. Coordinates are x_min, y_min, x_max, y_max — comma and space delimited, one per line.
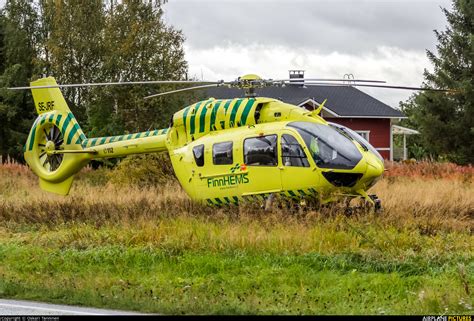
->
384, 161, 473, 180
107, 153, 177, 188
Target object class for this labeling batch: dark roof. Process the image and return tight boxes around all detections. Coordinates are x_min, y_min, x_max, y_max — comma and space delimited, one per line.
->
206, 85, 405, 118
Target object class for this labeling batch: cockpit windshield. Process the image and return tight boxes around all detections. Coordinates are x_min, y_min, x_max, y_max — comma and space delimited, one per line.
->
288, 122, 362, 169
328, 122, 384, 162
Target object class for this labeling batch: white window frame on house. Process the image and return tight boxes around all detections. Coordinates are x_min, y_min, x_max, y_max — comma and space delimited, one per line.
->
355, 130, 370, 142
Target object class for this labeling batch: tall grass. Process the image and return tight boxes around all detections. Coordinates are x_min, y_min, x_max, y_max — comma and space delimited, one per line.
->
0, 159, 472, 314
1, 159, 472, 233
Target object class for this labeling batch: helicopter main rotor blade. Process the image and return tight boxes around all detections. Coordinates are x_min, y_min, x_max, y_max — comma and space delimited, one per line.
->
8, 80, 225, 90
144, 84, 223, 100
294, 82, 456, 92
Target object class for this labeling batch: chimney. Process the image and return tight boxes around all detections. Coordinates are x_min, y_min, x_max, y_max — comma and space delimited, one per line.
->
289, 70, 305, 87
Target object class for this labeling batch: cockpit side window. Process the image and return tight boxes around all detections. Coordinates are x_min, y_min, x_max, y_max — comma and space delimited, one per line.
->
288, 122, 362, 170
281, 134, 309, 167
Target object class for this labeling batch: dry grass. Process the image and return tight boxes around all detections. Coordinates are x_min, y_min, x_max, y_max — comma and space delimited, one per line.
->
0, 160, 472, 259
1, 160, 472, 233
0, 159, 472, 314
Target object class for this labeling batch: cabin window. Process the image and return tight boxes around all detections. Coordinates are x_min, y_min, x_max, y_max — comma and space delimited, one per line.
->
193, 144, 205, 167
244, 135, 278, 166
281, 134, 310, 167
213, 141, 233, 165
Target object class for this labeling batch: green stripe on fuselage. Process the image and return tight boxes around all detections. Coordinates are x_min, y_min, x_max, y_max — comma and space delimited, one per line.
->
55, 114, 62, 127
61, 113, 73, 137
210, 101, 221, 131
190, 102, 202, 135
66, 123, 80, 144
198, 101, 212, 133
182, 106, 190, 132
240, 99, 255, 125
28, 117, 41, 151
229, 98, 243, 127
220, 100, 232, 129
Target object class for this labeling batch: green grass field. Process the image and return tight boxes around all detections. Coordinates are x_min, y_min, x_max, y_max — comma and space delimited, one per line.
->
0, 160, 472, 314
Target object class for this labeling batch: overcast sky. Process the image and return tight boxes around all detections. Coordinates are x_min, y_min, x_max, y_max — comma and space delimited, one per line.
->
163, 0, 452, 107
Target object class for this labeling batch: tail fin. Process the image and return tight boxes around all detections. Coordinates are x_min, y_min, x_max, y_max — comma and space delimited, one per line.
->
29, 77, 86, 145
24, 77, 89, 195
30, 77, 73, 115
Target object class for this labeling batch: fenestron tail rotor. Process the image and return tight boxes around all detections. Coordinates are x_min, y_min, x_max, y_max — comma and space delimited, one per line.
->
38, 124, 64, 172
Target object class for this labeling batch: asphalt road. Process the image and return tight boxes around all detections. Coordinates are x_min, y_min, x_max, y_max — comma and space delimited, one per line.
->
0, 299, 144, 315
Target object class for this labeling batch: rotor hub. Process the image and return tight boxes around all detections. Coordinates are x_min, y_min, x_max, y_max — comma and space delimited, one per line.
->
38, 124, 64, 172
45, 140, 56, 152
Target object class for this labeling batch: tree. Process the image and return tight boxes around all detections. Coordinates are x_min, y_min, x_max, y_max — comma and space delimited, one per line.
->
0, 0, 37, 161
98, 0, 188, 133
0, 0, 191, 162
402, 0, 473, 164
40, 0, 106, 123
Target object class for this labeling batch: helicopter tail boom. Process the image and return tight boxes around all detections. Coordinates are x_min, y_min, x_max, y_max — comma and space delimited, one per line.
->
24, 77, 169, 195
81, 129, 169, 159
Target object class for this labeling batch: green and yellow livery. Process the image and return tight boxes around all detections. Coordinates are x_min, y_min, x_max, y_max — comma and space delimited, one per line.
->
22, 76, 384, 207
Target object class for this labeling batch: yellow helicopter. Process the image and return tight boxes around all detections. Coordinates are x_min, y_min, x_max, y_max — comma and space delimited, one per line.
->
10, 74, 452, 210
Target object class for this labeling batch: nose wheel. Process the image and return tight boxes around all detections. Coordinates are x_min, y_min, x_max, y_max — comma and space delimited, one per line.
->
369, 194, 382, 213
344, 192, 383, 215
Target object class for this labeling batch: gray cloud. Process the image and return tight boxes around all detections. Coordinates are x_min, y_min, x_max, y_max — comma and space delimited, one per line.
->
164, 0, 451, 54
163, 0, 452, 107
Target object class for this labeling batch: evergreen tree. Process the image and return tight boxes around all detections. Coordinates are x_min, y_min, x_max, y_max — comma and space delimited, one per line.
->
0, 0, 37, 161
402, 0, 473, 164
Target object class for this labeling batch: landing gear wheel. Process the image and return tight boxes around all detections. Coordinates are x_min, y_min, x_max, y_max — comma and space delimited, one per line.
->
369, 194, 382, 214
38, 124, 64, 172
344, 206, 354, 216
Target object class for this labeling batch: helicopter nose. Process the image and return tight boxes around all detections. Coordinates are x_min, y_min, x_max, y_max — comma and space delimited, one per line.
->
361, 153, 384, 187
